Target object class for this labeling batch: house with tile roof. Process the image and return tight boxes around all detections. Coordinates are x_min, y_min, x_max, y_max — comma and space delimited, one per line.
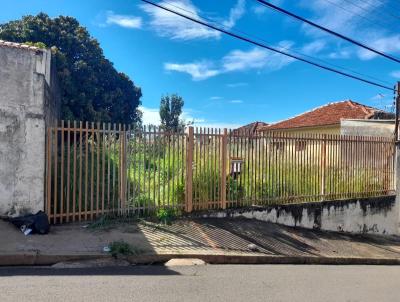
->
260, 100, 394, 135
234, 121, 269, 135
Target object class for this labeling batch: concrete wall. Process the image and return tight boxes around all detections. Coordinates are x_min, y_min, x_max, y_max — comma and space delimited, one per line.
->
341, 119, 395, 138
197, 195, 399, 235
0, 42, 59, 216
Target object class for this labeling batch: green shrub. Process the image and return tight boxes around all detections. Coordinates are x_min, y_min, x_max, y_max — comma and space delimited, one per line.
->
156, 207, 179, 224
192, 169, 220, 202
108, 240, 143, 257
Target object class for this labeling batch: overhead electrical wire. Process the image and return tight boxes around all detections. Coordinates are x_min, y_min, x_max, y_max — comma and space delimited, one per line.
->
255, 0, 400, 64
141, 0, 395, 91
161, 0, 392, 86
322, 0, 399, 35
341, 0, 400, 22
355, 0, 400, 21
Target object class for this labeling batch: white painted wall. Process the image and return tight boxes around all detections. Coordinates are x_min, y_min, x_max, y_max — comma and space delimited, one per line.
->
201, 196, 399, 236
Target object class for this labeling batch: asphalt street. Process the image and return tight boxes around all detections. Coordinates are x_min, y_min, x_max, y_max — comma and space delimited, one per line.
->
1, 264, 399, 302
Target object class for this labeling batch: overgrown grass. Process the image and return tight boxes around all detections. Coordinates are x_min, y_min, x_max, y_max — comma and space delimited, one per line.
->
156, 207, 180, 224
52, 133, 393, 215
88, 213, 139, 230
108, 240, 143, 257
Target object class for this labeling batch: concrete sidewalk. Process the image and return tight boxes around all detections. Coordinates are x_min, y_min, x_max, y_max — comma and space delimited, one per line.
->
2, 217, 400, 265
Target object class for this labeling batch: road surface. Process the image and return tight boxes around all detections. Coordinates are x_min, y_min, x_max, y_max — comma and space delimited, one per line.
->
1, 265, 399, 302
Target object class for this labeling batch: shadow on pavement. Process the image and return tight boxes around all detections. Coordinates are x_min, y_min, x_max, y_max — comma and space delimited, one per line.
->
0, 265, 180, 276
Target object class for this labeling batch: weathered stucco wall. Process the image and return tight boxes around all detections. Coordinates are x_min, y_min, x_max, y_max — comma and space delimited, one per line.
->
0, 42, 59, 216
341, 119, 394, 138
197, 195, 399, 235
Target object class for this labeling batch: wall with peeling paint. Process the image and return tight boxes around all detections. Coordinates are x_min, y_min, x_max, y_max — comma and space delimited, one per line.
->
0, 44, 59, 216
198, 195, 399, 235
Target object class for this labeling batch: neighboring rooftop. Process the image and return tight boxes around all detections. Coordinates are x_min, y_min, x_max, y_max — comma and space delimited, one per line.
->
0, 40, 44, 52
261, 100, 394, 131
234, 121, 269, 134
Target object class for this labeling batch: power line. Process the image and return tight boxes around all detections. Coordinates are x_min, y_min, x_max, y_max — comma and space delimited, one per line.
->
342, 0, 400, 22
322, 0, 399, 35
161, 0, 392, 86
353, 0, 400, 21
255, 0, 400, 64
141, 0, 394, 91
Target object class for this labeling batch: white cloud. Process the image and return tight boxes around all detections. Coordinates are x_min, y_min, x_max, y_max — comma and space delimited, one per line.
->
229, 100, 243, 104
164, 61, 220, 80
222, 0, 246, 28
165, 43, 295, 81
301, 40, 326, 55
390, 70, 400, 78
141, 0, 246, 40
105, 11, 142, 29
301, 0, 378, 36
140, 0, 220, 40
139, 106, 161, 125
327, 48, 352, 59
251, 5, 268, 15
358, 35, 400, 60
223, 42, 294, 72
222, 48, 269, 72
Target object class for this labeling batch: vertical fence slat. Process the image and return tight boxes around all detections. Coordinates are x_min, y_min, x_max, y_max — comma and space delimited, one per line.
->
186, 127, 194, 212
101, 122, 106, 215
60, 120, 65, 223
84, 122, 89, 221
66, 121, 71, 222
53, 122, 58, 224
72, 121, 77, 222
157, 126, 162, 208
221, 128, 228, 209
320, 134, 327, 200
96, 122, 100, 217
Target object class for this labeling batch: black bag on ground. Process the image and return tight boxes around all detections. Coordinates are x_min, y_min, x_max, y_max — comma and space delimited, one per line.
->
9, 211, 50, 234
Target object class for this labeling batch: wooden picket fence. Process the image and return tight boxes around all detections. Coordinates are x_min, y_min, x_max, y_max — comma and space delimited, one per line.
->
45, 121, 395, 223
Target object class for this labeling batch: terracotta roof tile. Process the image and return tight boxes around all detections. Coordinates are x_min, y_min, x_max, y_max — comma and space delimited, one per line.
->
234, 121, 269, 134
261, 100, 389, 131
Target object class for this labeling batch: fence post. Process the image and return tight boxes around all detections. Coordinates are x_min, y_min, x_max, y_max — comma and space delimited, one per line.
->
221, 128, 228, 209
120, 124, 127, 212
320, 134, 327, 200
186, 127, 194, 212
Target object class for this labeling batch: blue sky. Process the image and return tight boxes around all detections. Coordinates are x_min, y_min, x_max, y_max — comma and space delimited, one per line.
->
1, 0, 400, 128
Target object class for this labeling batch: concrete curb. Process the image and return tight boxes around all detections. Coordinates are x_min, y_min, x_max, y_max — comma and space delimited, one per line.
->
0, 253, 110, 266
1, 253, 400, 266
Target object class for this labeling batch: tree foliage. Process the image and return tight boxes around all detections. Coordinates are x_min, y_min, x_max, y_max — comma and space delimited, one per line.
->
0, 13, 142, 124
159, 94, 184, 132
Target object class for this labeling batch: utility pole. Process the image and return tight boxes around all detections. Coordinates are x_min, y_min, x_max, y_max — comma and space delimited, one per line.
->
395, 82, 400, 142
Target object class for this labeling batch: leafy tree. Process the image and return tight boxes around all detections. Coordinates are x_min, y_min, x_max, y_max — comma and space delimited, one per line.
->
0, 13, 142, 124
159, 94, 185, 132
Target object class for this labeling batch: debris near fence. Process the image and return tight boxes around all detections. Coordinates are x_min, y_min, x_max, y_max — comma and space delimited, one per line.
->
8, 211, 50, 235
